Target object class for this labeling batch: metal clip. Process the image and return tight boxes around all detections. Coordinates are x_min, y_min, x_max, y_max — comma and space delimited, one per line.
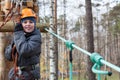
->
17, 67, 22, 75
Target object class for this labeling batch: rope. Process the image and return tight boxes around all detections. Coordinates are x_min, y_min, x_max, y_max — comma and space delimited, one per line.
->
69, 50, 73, 80
11, 45, 25, 80
0, 3, 15, 28
0, 0, 23, 28
44, 28, 120, 80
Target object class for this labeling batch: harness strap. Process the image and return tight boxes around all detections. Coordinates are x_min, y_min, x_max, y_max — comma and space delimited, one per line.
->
12, 45, 18, 73
11, 45, 25, 80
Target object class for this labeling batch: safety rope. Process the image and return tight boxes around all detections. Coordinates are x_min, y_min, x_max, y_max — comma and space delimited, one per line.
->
11, 45, 25, 80
0, 3, 15, 28
65, 38, 74, 80
44, 28, 120, 80
0, 0, 23, 28
69, 50, 73, 80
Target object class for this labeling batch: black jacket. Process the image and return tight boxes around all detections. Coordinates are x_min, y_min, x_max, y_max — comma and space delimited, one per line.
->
5, 28, 42, 79
5, 28, 41, 66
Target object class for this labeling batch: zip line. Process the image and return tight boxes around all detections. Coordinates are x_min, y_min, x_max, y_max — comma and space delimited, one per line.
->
45, 28, 120, 80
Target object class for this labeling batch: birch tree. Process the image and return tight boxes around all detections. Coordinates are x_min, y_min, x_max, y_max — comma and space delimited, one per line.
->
49, 0, 58, 80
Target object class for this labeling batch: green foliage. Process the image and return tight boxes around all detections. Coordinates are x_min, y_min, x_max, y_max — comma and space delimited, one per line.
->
108, 4, 120, 34
72, 20, 81, 32
102, 3, 120, 35
109, 4, 120, 19
109, 17, 120, 34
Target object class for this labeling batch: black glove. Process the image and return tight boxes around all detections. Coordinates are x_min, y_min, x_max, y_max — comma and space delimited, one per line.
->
14, 23, 23, 32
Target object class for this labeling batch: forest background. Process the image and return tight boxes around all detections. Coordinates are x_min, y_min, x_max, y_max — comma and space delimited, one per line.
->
0, 0, 120, 80
39, 0, 120, 80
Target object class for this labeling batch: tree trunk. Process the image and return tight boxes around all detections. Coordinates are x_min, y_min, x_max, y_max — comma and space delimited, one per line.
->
85, 0, 96, 80
0, 33, 6, 80
49, 0, 58, 80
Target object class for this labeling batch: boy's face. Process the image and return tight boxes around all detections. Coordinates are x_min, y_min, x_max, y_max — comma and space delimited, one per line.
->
22, 20, 35, 33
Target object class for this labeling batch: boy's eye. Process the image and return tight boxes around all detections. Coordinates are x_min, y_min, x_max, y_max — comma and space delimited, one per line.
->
23, 21, 27, 24
29, 21, 34, 23
23, 21, 34, 24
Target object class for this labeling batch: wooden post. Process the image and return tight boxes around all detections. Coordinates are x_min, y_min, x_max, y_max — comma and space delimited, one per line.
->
0, 1, 5, 79
0, 1, 11, 79
0, 22, 49, 32
27, 0, 33, 8
4, 0, 11, 10
0, 33, 5, 80
2, 0, 11, 15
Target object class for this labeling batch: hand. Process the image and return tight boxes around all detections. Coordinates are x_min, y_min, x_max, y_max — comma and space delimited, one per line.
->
14, 23, 23, 32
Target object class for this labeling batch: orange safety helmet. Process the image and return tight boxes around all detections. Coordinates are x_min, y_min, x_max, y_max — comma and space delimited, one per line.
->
21, 8, 36, 19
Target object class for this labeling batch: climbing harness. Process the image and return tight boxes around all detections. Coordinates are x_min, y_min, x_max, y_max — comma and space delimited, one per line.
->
11, 45, 39, 80
11, 45, 25, 80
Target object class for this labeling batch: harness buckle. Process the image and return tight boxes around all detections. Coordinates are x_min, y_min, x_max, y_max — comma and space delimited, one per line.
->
17, 67, 22, 75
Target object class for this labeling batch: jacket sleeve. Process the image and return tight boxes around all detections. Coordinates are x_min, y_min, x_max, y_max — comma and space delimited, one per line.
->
13, 30, 41, 58
4, 41, 14, 61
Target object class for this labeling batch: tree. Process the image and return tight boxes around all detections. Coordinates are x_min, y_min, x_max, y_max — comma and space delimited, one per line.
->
49, 0, 58, 80
85, 0, 96, 80
0, 2, 13, 79
0, 33, 7, 80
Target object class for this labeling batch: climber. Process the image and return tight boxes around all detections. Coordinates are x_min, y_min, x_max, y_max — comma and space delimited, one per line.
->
5, 7, 42, 80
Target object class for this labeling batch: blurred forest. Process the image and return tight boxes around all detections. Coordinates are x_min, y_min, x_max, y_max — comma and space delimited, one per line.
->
0, 0, 120, 80
39, 0, 120, 80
